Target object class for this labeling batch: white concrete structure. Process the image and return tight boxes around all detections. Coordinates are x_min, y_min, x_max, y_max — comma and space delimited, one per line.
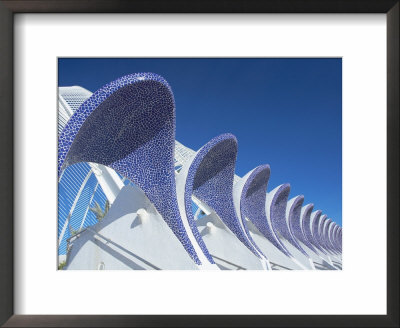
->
59, 85, 342, 270
67, 185, 198, 270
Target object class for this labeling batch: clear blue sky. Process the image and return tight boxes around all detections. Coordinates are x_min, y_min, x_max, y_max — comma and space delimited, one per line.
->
58, 58, 342, 226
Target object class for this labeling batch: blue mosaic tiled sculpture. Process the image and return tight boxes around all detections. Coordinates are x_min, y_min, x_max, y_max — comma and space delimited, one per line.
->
285, 196, 312, 257
265, 185, 293, 257
309, 210, 328, 255
332, 225, 341, 252
314, 214, 329, 254
175, 144, 218, 265
326, 220, 338, 254
334, 226, 342, 253
333, 227, 340, 249
232, 165, 273, 260
330, 225, 338, 252
323, 219, 339, 255
322, 219, 334, 254
58, 72, 341, 269
300, 206, 322, 255
58, 73, 201, 265
191, 134, 266, 259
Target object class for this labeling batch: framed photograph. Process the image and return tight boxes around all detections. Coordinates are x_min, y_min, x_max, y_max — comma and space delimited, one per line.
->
56, 57, 343, 273
0, 1, 398, 327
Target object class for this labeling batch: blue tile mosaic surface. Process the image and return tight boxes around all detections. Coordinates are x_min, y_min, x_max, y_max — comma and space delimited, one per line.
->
191, 134, 265, 259
284, 196, 309, 257
238, 165, 273, 259
322, 220, 335, 253
321, 218, 337, 254
313, 214, 329, 255
58, 72, 341, 267
332, 225, 340, 252
266, 185, 295, 257
183, 148, 218, 264
307, 210, 326, 254
301, 207, 323, 254
333, 226, 341, 252
58, 73, 201, 264
326, 220, 338, 254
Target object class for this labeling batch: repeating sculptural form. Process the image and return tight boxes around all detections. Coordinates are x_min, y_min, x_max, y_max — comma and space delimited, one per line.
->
335, 226, 342, 253
232, 165, 273, 261
314, 214, 329, 254
325, 221, 336, 254
300, 206, 323, 255
309, 210, 329, 255
326, 221, 339, 254
320, 218, 333, 254
190, 134, 267, 260
338, 229, 343, 252
330, 225, 338, 252
320, 218, 330, 253
285, 195, 313, 258
58, 73, 202, 265
265, 185, 293, 257
58, 72, 341, 269
332, 225, 341, 252
335, 229, 341, 252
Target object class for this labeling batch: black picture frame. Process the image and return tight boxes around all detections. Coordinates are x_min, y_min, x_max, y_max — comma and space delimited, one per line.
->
0, 1, 398, 327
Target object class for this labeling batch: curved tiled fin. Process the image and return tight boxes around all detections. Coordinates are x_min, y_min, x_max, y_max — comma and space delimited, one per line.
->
321, 218, 332, 253
335, 228, 341, 252
265, 185, 293, 257
326, 221, 339, 254
175, 147, 218, 267
338, 228, 343, 252
337, 228, 342, 253
331, 225, 339, 252
298, 204, 320, 254
325, 219, 336, 254
285, 196, 312, 257
232, 165, 271, 261
319, 218, 330, 252
58, 73, 201, 265
191, 134, 266, 260
316, 214, 328, 251
324, 219, 338, 255
332, 225, 342, 253
323, 220, 337, 254
288, 196, 306, 243
310, 210, 328, 255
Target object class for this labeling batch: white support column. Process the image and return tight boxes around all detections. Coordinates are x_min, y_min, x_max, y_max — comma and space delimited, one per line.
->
89, 163, 124, 204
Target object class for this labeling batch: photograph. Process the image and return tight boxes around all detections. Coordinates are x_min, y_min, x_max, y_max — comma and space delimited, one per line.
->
57, 58, 342, 271
1, 2, 397, 325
